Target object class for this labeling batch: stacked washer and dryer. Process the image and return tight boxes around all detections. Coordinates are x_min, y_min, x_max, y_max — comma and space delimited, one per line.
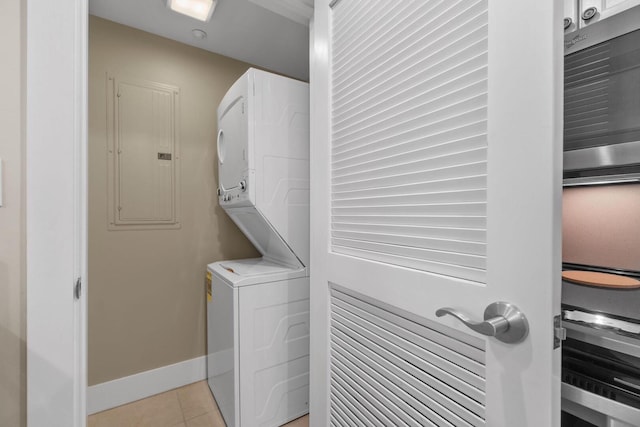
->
206, 69, 310, 427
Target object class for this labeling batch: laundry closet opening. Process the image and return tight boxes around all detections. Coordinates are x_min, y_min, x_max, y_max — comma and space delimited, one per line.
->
85, 5, 309, 420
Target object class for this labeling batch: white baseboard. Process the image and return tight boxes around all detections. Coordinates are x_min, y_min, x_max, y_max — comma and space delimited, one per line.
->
87, 356, 207, 415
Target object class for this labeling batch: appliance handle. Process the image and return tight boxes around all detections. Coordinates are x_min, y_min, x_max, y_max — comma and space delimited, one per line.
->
216, 128, 236, 195
562, 383, 640, 426
217, 129, 225, 165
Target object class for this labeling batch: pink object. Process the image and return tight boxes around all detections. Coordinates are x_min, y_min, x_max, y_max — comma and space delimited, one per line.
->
563, 184, 640, 272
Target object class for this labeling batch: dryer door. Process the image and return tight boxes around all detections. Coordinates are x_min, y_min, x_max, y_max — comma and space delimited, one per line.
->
218, 92, 248, 195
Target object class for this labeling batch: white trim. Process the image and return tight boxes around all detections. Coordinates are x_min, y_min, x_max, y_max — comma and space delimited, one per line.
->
75, 0, 89, 424
308, 3, 331, 426
87, 356, 207, 415
26, 0, 88, 425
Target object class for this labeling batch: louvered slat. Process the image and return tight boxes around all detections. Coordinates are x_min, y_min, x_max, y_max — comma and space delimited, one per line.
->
331, 0, 488, 283
332, 222, 485, 242
333, 246, 485, 283
332, 352, 442, 426
332, 289, 484, 369
332, 308, 484, 402
332, 202, 485, 217
332, 132, 486, 172
332, 214, 486, 229
333, 149, 486, 185
330, 286, 486, 426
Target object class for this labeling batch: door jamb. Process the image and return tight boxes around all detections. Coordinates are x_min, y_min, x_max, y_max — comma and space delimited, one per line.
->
25, 0, 88, 425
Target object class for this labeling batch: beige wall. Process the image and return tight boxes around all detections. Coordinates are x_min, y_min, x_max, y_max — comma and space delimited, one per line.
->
89, 16, 259, 385
0, 0, 26, 425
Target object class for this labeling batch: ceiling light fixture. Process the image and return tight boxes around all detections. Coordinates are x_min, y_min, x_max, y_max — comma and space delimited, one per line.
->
191, 29, 207, 40
166, 0, 217, 22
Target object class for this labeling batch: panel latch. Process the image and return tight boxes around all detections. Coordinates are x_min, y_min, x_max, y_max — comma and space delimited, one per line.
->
554, 315, 566, 349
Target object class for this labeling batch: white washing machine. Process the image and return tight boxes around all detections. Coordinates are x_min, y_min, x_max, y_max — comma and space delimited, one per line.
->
207, 69, 310, 427
206, 259, 309, 427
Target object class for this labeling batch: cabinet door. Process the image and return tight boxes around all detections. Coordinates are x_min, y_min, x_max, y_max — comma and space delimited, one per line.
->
565, 0, 579, 33
579, 0, 640, 27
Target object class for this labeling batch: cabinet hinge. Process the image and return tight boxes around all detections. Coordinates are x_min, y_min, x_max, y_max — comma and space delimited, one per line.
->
554, 315, 566, 349
74, 277, 82, 300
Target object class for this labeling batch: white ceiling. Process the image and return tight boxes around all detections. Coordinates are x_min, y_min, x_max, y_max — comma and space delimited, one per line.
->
89, 0, 310, 81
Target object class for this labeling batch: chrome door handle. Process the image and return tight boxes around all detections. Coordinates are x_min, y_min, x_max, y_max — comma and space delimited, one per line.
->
436, 302, 529, 344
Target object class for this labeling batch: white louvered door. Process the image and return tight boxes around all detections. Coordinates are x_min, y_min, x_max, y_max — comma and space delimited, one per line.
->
309, 1, 563, 426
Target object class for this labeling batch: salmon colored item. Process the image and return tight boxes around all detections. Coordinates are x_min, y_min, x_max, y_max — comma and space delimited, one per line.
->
562, 270, 640, 289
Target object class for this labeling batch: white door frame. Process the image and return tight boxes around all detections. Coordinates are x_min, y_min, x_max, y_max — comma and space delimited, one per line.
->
308, 7, 331, 425
26, 0, 87, 425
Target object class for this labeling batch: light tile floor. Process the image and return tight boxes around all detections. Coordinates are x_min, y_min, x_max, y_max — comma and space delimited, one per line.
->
88, 381, 309, 427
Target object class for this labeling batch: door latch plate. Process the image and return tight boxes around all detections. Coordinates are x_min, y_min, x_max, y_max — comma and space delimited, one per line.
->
554, 315, 566, 349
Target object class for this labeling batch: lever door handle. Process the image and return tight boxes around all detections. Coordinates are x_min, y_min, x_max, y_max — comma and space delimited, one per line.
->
436, 301, 529, 344
436, 307, 509, 336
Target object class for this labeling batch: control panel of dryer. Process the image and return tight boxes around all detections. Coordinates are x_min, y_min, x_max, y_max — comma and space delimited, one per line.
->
218, 170, 253, 208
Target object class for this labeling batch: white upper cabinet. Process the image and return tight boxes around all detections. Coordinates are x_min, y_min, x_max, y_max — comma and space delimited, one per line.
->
565, 0, 640, 32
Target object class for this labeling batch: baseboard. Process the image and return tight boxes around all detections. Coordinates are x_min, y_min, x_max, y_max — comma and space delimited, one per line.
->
87, 356, 207, 415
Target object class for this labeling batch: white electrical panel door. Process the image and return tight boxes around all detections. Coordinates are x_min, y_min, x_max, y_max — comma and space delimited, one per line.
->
108, 75, 180, 229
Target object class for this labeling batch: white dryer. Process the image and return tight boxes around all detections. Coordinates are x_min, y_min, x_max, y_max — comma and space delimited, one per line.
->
207, 68, 310, 427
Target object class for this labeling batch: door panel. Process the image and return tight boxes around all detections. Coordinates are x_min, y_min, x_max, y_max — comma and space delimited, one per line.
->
330, 285, 486, 427
310, 0, 563, 426
330, 0, 488, 283
218, 94, 248, 194
115, 79, 177, 224
216, 75, 249, 196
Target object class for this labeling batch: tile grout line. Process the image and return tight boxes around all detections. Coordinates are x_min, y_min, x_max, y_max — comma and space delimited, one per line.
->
175, 388, 188, 425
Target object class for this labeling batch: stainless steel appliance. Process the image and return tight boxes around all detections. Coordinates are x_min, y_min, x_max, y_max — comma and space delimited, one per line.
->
561, 186, 640, 426
562, 7, 640, 424
561, 308, 640, 426
564, 4, 640, 184
561, 201, 640, 426
561, 185, 640, 426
